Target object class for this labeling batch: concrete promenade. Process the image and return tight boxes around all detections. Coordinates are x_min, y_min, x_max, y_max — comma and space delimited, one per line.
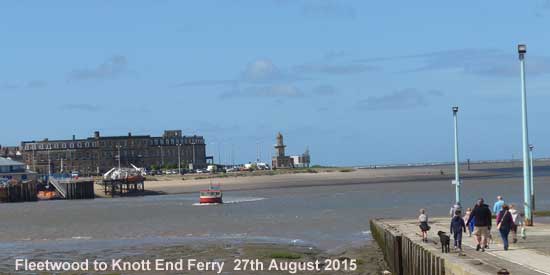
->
371, 217, 550, 275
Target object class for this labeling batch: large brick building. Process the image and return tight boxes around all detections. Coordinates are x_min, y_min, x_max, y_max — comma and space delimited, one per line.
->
20, 130, 206, 175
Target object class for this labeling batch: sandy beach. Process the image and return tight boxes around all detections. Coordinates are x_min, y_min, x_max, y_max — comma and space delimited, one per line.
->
100, 160, 544, 197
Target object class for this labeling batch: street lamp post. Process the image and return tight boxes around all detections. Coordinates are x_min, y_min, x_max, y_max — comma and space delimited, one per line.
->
47, 147, 52, 176
530, 144, 535, 211
218, 142, 222, 166
209, 142, 216, 164
158, 145, 164, 169
452, 106, 461, 204
116, 145, 122, 170
231, 143, 235, 166
177, 144, 182, 174
518, 44, 533, 226
191, 142, 196, 169
32, 148, 36, 171
256, 141, 261, 162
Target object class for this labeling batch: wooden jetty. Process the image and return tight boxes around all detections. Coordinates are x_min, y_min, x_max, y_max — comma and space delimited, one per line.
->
0, 181, 38, 202
48, 177, 95, 200
101, 178, 145, 197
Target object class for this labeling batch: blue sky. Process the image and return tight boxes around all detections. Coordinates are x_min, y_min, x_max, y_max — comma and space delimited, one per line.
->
2, 0, 550, 166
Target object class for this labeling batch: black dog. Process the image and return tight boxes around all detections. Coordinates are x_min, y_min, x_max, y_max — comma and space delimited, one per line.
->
437, 231, 450, 253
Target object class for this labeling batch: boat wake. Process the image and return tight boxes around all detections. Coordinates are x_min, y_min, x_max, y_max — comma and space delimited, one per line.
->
193, 197, 266, 206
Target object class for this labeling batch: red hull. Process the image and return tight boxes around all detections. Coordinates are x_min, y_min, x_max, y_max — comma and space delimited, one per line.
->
199, 197, 223, 204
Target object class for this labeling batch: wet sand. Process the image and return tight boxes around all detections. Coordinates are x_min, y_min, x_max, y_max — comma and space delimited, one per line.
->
123, 161, 534, 196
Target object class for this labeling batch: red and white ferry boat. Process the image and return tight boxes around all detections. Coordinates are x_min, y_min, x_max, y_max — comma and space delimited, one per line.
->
199, 183, 223, 204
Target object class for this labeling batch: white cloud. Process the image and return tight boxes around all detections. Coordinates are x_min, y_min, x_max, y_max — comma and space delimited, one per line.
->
220, 84, 304, 99
241, 59, 283, 82
356, 89, 443, 111
67, 55, 129, 81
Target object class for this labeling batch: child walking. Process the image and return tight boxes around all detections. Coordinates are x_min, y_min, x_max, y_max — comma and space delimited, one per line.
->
418, 209, 430, 242
450, 209, 467, 250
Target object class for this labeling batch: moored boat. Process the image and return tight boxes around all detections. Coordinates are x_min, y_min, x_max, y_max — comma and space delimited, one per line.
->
199, 183, 223, 204
37, 190, 58, 200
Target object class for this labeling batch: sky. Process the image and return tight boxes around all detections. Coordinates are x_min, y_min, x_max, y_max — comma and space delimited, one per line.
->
2, 0, 550, 166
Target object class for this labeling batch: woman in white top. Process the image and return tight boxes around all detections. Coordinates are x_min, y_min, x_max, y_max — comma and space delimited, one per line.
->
509, 204, 520, 243
418, 208, 430, 242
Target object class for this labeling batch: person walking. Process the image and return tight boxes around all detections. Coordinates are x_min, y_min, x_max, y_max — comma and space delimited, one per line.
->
509, 204, 520, 243
493, 196, 505, 214
418, 209, 430, 242
450, 209, 467, 250
496, 204, 514, 250
449, 202, 462, 217
467, 198, 492, 252
519, 213, 527, 240
463, 207, 473, 237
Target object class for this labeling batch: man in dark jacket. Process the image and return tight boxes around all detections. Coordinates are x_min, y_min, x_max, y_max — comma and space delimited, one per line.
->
466, 198, 492, 252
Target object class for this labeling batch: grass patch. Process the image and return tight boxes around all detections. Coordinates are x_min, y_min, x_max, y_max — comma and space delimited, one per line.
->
311, 165, 337, 169
534, 210, 550, 217
287, 168, 319, 174
339, 168, 355, 172
269, 252, 302, 259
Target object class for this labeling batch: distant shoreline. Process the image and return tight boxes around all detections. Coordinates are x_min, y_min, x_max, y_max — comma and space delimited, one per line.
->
93, 159, 544, 198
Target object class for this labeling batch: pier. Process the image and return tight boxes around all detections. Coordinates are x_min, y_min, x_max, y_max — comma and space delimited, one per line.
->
100, 179, 145, 197
371, 218, 550, 275
0, 181, 37, 202
48, 176, 95, 200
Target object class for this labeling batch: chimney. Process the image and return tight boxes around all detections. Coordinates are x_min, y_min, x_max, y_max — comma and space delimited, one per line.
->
72, 135, 76, 141
128, 132, 132, 137
94, 131, 100, 139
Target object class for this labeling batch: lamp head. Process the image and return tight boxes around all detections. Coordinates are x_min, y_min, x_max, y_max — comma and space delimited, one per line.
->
452, 106, 459, 113
518, 44, 527, 54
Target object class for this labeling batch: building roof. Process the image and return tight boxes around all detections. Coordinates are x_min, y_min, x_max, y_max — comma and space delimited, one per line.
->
0, 157, 25, 166
20, 134, 204, 144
